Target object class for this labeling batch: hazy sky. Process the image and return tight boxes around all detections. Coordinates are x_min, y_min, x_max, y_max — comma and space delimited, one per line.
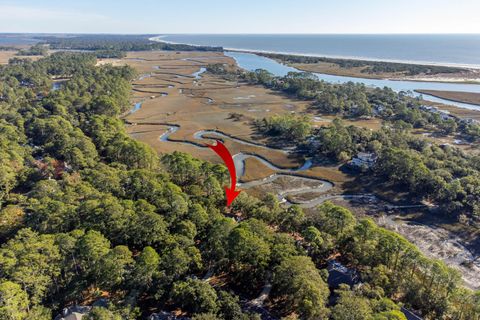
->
0, 0, 479, 34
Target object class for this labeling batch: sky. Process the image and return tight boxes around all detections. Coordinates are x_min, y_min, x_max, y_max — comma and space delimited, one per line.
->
0, 0, 479, 34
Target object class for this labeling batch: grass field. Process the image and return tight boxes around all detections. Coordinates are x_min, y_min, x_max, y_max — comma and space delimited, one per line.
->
0, 50, 43, 64
292, 62, 404, 80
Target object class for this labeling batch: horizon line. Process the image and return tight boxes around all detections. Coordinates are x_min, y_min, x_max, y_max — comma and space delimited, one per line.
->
2, 32, 480, 36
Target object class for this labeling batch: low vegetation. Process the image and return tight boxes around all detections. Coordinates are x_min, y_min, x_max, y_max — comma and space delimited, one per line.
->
416, 89, 480, 106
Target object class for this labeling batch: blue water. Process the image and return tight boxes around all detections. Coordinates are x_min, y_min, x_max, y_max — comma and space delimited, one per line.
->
225, 51, 480, 110
192, 67, 207, 79
131, 102, 142, 113
159, 34, 480, 67
0, 34, 39, 45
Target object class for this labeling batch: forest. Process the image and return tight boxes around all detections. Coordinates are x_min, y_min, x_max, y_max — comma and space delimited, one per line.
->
35, 34, 223, 54
0, 53, 479, 320
0, 46, 17, 51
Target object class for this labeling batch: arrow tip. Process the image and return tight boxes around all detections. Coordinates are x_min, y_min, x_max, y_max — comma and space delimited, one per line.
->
225, 187, 241, 207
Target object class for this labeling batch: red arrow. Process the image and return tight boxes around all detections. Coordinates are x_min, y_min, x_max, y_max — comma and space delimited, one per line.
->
208, 140, 242, 206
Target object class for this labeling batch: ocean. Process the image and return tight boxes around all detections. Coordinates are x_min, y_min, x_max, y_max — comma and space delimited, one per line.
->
0, 34, 39, 45
159, 34, 480, 68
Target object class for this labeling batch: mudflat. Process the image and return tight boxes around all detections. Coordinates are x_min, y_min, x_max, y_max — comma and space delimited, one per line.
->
417, 89, 480, 107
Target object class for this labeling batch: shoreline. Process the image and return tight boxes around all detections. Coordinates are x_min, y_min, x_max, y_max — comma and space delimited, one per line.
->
150, 35, 480, 70
271, 60, 480, 84
249, 52, 480, 84
416, 90, 480, 107
228, 48, 480, 70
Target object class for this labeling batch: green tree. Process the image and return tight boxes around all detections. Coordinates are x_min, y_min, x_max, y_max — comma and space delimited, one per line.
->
217, 291, 245, 320
0, 229, 61, 304
161, 246, 202, 281
26, 306, 51, 320
203, 218, 236, 265
278, 205, 305, 232
77, 230, 111, 280
0, 281, 29, 320
98, 245, 134, 290
270, 233, 301, 266
314, 119, 354, 160
331, 286, 373, 320
171, 278, 218, 314
227, 225, 271, 283
272, 256, 329, 319
84, 307, 122, 320
311, 201, 356, 238
302, 226, 332, 261
131, 246, 160, 290
0, 206, 25, 241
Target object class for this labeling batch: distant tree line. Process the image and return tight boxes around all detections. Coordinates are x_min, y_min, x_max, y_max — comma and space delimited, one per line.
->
17, 44, 48, 56
0, 46, 17, 51
258, 52, 466, 76
93, 49, 127, 59
35, 34, 223, 54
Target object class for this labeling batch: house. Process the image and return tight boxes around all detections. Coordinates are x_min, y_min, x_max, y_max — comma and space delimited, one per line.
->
460, 118, 479, 125
54, 306, 91, 320
348, 152, 377, 170
327, 260, 360, 289
54, 299, 108, 320
149, 312, 190, 320
326, 261, 423, 320
401, 307, 423, 320
438, 110, 454, 121
373, 104, 385, 115
420, 105, 455, 120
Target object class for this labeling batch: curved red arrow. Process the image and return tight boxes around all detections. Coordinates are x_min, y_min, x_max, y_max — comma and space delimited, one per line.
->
208, 140, 242, 206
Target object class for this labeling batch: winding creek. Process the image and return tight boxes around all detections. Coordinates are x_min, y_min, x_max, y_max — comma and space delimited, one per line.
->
192, 67, 207, 79
154, 123, 368, 207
